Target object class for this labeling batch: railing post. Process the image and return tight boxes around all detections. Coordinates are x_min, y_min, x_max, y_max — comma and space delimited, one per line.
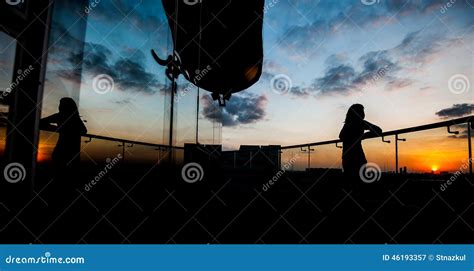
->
395, 135, 399, 174
122, 141, 126, 164
301, 146, 314, 170
308, 147, 311, 170
308, 146, 315, 170
395, 135, 406, 174
468, 121, 472, 176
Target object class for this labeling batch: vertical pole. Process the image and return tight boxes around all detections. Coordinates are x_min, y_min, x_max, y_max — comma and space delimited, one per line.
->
395, 134, 399, 174
196, 88, 199, 144
307, 146, 311, 170
169, 86, 175, 148
468, 122, 472, 176
122, 142, 126, 165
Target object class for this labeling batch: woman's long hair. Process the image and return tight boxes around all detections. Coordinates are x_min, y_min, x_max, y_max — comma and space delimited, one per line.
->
345, 104, 365, 125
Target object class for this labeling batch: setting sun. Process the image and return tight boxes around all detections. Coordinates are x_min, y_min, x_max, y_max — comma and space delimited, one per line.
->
431, 165, 439, 172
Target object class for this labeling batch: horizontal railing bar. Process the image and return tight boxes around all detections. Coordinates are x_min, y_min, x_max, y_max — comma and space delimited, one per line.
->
40, 127, 184, 150
40, 115, 472, 152
84, 134, 185, 149
281, 115, 473, 150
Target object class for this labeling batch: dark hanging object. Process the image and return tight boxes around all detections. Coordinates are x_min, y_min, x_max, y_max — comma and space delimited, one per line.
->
152, 0, 265, 106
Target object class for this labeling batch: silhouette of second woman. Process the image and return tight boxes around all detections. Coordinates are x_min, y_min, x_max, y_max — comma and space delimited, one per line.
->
339, 104, 382, 181
40, 97, 87, 168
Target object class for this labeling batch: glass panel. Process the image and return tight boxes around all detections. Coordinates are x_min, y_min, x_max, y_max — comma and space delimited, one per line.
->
363, 137, 396, 173
0, 31, 17, 160
198, 91, 222, 145
281, 148, 307, 172
174, 78, 198, 147
397, 126, 470, 174
77, 0, 169, 145
37, 0, 89, 173
121, 143, 160, 165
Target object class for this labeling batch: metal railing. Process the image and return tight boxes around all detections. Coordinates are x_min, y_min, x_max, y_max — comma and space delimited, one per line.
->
281, 115, 473, 175
41, 125, 184, 164
40, 115, 472, 174
81, 133, 184, 163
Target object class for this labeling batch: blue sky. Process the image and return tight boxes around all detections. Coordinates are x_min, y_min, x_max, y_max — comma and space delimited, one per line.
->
38, 0, 473, 151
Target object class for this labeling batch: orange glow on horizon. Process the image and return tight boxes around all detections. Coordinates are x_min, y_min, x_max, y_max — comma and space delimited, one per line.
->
37, 142, 54, 163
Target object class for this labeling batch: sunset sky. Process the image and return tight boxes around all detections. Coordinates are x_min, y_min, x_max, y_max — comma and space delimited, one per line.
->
1, 0, 473, 172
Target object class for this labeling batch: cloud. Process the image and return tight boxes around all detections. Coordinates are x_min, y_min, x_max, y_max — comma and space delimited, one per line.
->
288, 86, 311, 97
87, 0, 167, 32
448, 124, 474, 139
436, 104, 474, 118
278, 0, 472, 49
279, 19, 338, 55
201, 94, 268, 127
56, 38, 162, 94
393, 30, 449, 69
353, 51, 399, 84
308, 49, 404, 95
286, 27, 460, 98
313, 64, 357, 94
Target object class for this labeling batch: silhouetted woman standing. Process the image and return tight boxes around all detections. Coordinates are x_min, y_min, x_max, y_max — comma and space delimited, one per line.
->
339, 104, 382, 180
40, 97, 87, 168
